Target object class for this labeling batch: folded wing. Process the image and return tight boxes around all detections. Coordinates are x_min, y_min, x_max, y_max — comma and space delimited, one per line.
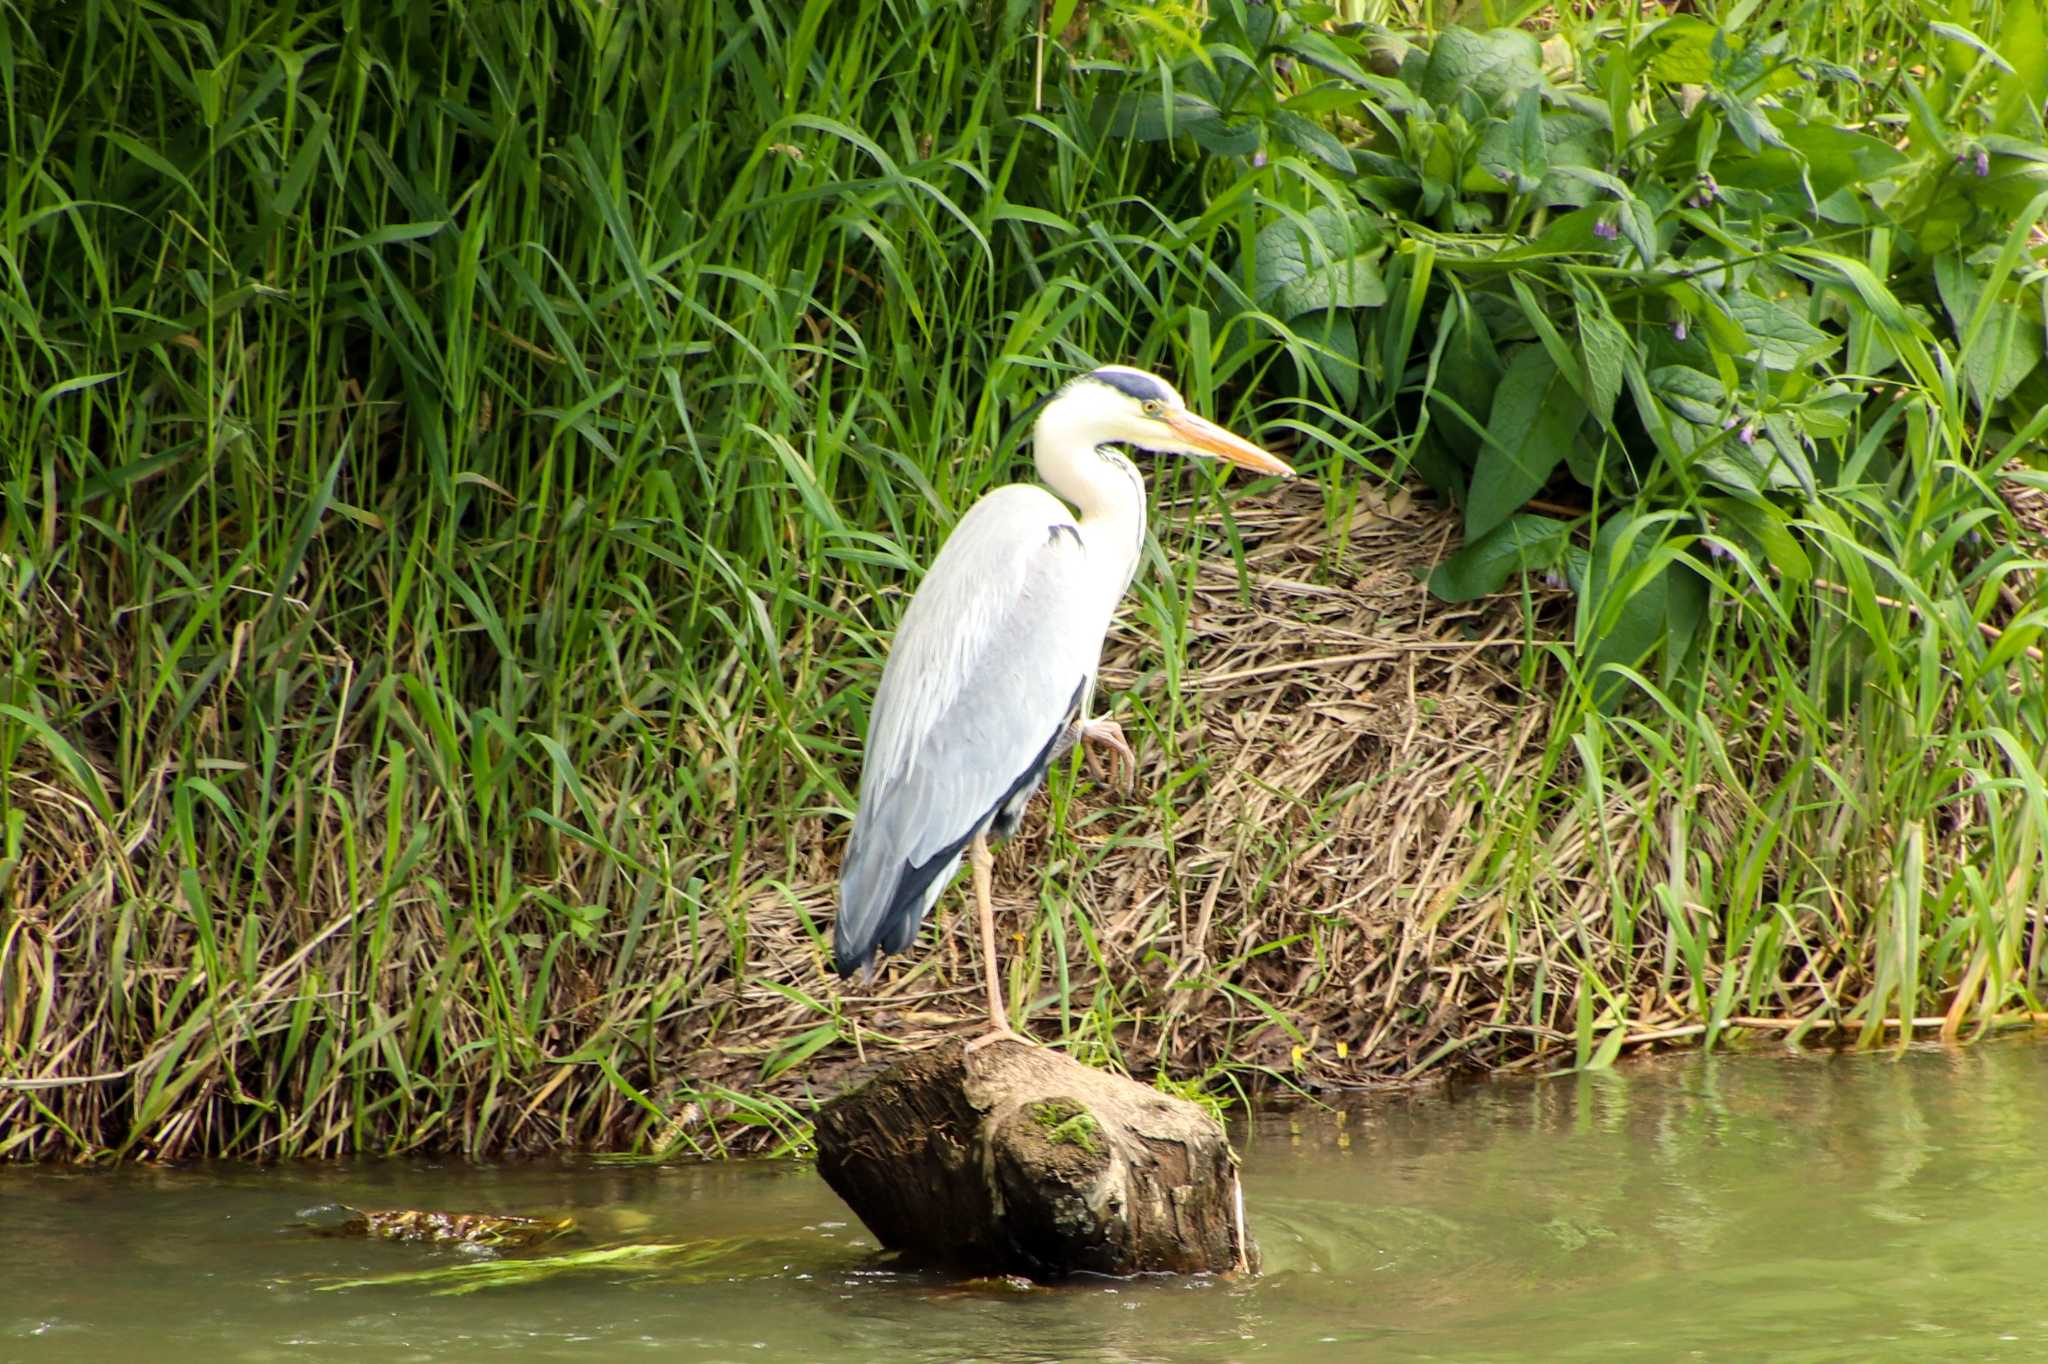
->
834, 485, 1101, 977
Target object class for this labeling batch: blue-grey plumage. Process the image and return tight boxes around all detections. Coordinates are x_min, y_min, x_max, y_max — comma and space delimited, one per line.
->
832, 367, 1295, 1017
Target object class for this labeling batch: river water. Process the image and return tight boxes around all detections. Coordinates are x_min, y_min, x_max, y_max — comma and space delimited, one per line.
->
6, 1039, 2046, 1361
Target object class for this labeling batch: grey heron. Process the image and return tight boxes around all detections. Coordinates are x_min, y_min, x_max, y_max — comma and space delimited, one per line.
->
832, 365, 1295, 1039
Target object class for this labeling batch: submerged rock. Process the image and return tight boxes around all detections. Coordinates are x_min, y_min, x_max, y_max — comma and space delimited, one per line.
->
298, 1204, 574, 1249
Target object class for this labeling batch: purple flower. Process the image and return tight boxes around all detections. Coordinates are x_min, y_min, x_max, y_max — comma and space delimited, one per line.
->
1673, 317, 1689, 342
1252, 149, 1267, 168
1593, 216, 1619, 240
1976, 148, 1991, 177
1702, 539, 1735, 561
1540, 570, 1568, 590
1740, 423, 1757, 445
1722, 415, 1740, 430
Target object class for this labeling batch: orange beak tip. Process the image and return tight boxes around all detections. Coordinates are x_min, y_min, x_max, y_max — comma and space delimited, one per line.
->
1170, 410, 1295, 482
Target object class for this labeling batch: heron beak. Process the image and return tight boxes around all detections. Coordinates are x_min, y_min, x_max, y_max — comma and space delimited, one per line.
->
1164, 409, 1296, 478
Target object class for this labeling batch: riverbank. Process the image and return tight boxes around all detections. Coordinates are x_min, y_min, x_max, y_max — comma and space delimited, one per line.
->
6, 1, 2047, 1160
14, 475, 2047, 1160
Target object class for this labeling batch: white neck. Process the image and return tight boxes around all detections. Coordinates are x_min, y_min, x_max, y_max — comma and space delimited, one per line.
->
1033, 404, 1148, 606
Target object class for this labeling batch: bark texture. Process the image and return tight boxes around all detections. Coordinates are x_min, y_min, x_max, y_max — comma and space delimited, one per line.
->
814, 1038, 1254, 1279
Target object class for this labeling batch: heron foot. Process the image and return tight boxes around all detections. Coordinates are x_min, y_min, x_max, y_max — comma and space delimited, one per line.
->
963, 1023, 1029, 1055
1079, 717, 1136, 790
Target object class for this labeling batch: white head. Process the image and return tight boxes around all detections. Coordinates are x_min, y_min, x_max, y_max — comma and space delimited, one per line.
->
1034, 365, 1295, 477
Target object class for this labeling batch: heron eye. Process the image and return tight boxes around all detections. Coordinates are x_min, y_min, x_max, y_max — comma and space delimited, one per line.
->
1142, 399, 1164, 416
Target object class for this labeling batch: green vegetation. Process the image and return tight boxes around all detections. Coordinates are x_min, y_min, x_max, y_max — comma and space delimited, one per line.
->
1030, 1098, 1104, 1155
2, 0, 2044, 1160
315, 1240, 742, 1296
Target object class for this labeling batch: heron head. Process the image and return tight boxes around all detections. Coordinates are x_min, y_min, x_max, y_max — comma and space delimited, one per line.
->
1046, 366, 1295, 477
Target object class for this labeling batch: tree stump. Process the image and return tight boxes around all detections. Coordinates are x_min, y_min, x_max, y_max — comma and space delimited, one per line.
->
814, 1038, 1254, 1279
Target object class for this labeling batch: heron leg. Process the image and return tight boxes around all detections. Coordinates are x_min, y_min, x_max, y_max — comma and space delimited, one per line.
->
963, 832, 1022, 1051
971, 833, 1006, 1028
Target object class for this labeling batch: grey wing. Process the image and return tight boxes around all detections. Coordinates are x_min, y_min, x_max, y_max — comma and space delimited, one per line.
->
834, 486, 1099, 978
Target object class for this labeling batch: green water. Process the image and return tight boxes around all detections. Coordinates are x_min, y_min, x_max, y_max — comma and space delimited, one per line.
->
7, 1041, 2048, 1362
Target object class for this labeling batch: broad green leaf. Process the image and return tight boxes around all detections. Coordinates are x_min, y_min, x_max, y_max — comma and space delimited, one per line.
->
1271, 111, 1356, 175
1491, 205, 1607, 260
1253, 206, 1389, 314
1648, 364, 1727, 425
1418, 28, 1543, 110
1782, 246, 1911, 333
1549, 162, 1629, 200
1283, 85, 1383, 116
1214, 1, 1283, 51
1581, 513, 1702, 705
1104, 91, 1257, 154
1640, 17, 1720, 84
1429, 514, 1571, 601
1714, 124, 1907, 209
1673, 404, 1807, 496
1474, 88, 1549, 194
1434, 296, 1502, 435
1408, 430, 1472, 499
1507, 86, 1551, 191
1448, 200, 1496, 231
1618, 197, 1660, 267
1534, 110, 1611, 207
1189, 115, 1263, 158
1182, 42, 1261, 82
1574, 291, 1630, 425
1659, 281, 1751, 356
1759, 413, 1817, 496
1716, 94, 1789, 153
1794, 383, 1866, 439
1282, 26, 1389, 94
1730, 290, 1834, 369
1934, 252, 2045, 411
1989, 0, 2046, 135
1468, 344, 1583, 538
1706, 496, 1811, 584
1640, 365, 1748, 488
1696, 444, 1770, 496
1663, 556, 1710, 677
1780, 123, 1910, 194
1352, 147, 1422, 189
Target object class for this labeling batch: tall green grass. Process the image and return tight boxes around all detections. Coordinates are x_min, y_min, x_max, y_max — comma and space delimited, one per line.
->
1, 0, 2043, 1159
0, 0, 1330, 1158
